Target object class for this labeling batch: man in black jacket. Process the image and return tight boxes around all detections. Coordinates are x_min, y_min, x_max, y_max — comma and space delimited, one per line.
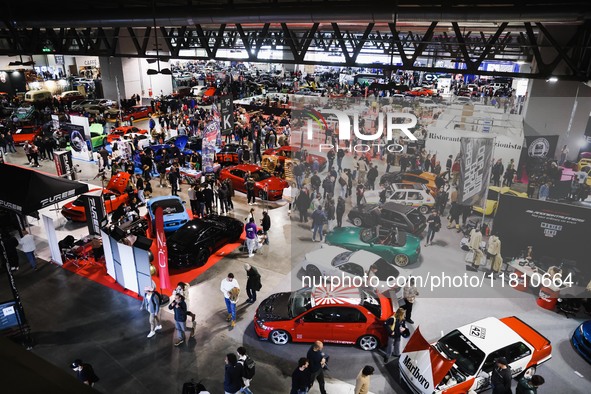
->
168, 167, 180, 196
244, 263, 262, 303
261, 211, 271, 245
224, 353, 243, 394
307, 341, 327, 394
291, 358, 311, 394
70, 359, 99, 387
491, 357, 513, 394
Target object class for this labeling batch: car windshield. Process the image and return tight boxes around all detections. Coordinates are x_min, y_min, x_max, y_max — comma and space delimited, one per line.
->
359, 288, 382, 318
331, 251, 353, 267
251, 170, 272, 182
150, 199, 184, 215
288, 288, 313, 318
436, 329, 485, 376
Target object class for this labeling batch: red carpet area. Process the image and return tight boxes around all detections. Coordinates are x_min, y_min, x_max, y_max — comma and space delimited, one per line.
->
62, 234, 246, 299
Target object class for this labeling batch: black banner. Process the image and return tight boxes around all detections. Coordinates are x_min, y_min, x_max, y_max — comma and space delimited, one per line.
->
524, 135, 559, 159
220, 94, 234, 134
83, 191, 107, 235
494, 194, 591, 280
53, 150, 75, 180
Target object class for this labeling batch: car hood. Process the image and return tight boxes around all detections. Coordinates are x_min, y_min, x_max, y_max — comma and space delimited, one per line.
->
106, 172, 130, 194
257, 292, 292, 321
257, 178, 288, 190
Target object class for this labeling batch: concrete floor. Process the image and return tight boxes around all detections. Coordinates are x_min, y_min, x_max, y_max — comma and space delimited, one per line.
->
1, 123, 590, 394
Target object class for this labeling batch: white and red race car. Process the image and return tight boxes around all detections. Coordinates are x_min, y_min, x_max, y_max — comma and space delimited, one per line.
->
400, 316, 552, 393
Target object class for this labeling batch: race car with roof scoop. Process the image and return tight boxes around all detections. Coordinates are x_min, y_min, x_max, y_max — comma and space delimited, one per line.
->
254, 286, 396, 351
400, 316, 552, 393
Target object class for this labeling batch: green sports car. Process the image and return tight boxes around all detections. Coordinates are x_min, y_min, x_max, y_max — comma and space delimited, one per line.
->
324, 226, 421, 267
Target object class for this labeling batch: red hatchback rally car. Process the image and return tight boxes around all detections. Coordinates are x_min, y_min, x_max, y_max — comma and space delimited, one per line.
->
219, 164, 288, 201
254, 286, 395, 351
61, 172, 131, 222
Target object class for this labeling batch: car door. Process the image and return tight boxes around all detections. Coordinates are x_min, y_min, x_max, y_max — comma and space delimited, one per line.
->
406, 191, 423, 207
229, 169, 246, 191
293, 306, 335, 343
390, 191, 407, 205
329, 307, 368, 344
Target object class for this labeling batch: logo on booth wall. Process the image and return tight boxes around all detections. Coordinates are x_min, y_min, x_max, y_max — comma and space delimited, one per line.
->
528, 138, 550, 157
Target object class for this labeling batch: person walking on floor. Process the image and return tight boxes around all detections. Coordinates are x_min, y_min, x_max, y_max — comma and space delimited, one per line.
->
168, 167, 180, 196
245, 263, 262, 303
295, 188, 311, 223
354, 365, 375, 394
237, 346, 256, 394
291, 358, 311, 394
245, 175, 256, 205
424, 210, 441, 246
1, 232, 20, 271
311, 206, 327, 242
336, 196, 345, 228
139, 286, 162, 338
383, 308, 408, 363
70, 359, 100, 387
491, 357, 512, 394
172, 282, 196, 338
516, 375, 545, 394
307, 341, 328, 394
220, 273, 240, 327
261, 210, 271, 245
402, 278, 419, 324
245, 218, 258, 257
224, 353, 244, 394
18, 230, 38, 270
188, 184, 198, 216
168, 293, 188, 346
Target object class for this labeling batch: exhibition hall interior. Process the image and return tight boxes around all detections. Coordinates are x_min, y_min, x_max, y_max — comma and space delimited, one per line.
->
1, 1, 591, 393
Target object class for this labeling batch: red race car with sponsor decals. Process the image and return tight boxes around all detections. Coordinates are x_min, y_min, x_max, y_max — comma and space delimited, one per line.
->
400, 316, 552, 393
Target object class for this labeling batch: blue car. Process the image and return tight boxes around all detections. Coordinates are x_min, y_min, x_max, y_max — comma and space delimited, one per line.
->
146, 196, 190, 233
572, 320, 591, 363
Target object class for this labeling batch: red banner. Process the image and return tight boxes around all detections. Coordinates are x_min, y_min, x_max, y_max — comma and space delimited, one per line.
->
154, 207, 171, 289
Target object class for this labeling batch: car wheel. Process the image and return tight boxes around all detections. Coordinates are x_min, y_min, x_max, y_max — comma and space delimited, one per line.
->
520, 365, 536, 380
306, 265, 322, 279
269, 330, 290, 345
357, 335, 379, 351
196, 248, 211, 266
393, 254, 410, 267
419, 205, 429, 214
352, 217, 363, 227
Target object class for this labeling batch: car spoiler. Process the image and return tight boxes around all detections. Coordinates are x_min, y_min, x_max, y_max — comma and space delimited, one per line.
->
501, 315, 551, 349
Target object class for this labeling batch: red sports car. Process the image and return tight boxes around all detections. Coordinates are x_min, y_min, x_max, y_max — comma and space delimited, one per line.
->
219, 164, 289, 201
254, 286, 395, 351
405, 87, 435, 97
12, 126, 42, 145
61, 172, 131, 222
106, 105, 153, 123
263, 146, 327, 171
107, 126, 149, 143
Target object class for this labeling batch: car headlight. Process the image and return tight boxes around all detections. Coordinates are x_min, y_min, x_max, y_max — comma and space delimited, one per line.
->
256, 320, 270, 330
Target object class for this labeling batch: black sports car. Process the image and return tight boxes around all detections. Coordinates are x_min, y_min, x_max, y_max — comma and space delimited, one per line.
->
347, 202, 426, 235
167, 215, 243, 268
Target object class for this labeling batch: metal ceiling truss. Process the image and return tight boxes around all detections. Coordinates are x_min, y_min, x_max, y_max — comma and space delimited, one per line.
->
1, 21, 591, 80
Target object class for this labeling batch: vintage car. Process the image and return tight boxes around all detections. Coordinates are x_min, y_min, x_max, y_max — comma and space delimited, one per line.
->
472, 186, 528, 216
107, 126, 149, 144
301, 245, 400, 283
12, 104, 37, 121
400, 316, 552, 393
254, 286, 395, 351
325, 226, 421, 267
405, 87, 435, 97
219, 164, 289, 201
166, 215, 243, 268
380, 170, 440, 195
60, 90, 85, 104
572, 319, 591, 364
364, 183, 435, 214
146, 195, 190, 233
347, 202, 426, 235
61, 172, 131, 222
262, 146, 327, 171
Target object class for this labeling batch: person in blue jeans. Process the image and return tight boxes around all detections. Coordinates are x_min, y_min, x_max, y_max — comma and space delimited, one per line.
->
18, 230, 37, 270
220, 273, 240, 327
311, 206, 327, 242
168, 293, 187, 346
425, 210, 441, 247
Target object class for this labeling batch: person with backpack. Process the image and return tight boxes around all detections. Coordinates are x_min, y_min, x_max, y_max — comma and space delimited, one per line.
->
140, 286, 162, 338
237, 346, 256, 394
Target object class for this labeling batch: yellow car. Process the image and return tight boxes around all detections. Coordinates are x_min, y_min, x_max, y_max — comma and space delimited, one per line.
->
472, 186, 528, 216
